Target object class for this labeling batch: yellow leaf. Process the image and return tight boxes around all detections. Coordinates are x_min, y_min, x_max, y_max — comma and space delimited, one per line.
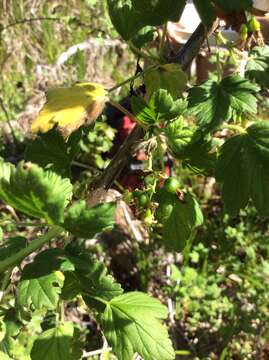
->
31, 82, 108, 137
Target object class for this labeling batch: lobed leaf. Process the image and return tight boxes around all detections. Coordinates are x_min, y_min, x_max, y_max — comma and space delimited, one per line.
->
100, 292, 175, 360
216, 120, 269, 216
0, 162, 72, 224
188, 75, 259, 132
31, 322, 74, 360
131, 90, 184, 126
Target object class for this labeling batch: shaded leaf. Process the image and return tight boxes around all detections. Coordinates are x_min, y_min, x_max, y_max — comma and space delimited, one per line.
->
216, 120, 269, 216
100, 292, 175, 360
155, 189, 203, 252
24, 127, 80, 177
145, 64, 187, 100
63, 200, 116, 238
31, 322, 74, 360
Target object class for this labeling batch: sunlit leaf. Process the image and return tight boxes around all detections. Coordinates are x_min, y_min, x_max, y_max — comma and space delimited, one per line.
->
31, 82, 107, 137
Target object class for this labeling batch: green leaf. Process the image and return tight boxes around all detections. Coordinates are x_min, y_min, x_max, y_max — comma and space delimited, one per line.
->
246, 46, 269, 88
132, 0, 186, 26
17, 252, 65, 310
213, 0, 252, 10
107, 0, 143, 40
31, 322, 74, 360
193, 0, 216, 27
155, 189, 203, 252
165, 117, 194, 157
131, 90, 183, 126
165, 119, 216, 174
64, 244, 123, 308
145, 64, 187, 100
0, 163, 72, 224
100, 292, 175, 360
188, 75, 259, 132
24, 127, 79, 177
63, 200, 116, 238
216, 120, 269, 216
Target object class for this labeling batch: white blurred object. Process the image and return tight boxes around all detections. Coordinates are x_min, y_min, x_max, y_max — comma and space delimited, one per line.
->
172, 2, 238, 45
253, 0, 269, 12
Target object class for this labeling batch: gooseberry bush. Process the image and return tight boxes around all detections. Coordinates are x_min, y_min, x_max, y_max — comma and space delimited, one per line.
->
1, 0, 269, 359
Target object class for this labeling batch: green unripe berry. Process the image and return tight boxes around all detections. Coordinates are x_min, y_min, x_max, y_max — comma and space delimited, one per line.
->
248, 17, 261, 32
138, 194, 149, 207
164, 177, 180, 194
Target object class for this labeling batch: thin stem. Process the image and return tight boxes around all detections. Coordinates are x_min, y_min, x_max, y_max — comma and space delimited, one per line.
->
1, 17, 62, 32
159, 22, 168, 58
108, 65, 157, 93
0, 226, 63, 273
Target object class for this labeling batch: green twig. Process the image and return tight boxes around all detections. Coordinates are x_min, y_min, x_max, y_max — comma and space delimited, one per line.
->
0, 226, 63, 273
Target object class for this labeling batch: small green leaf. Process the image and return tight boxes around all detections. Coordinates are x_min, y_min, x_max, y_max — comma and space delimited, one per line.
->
188, 75, 259, 132
100, 292, 175, 360
63, 200, 116, 238
31, 322, 74, 360
17, 252, 65, 310
155, 189, 203, 252
131, 90, 184, 126
145, 64, 187, 100
24, 127, 79, 177
216, 120, 269, 216
0, 163, 72, 224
